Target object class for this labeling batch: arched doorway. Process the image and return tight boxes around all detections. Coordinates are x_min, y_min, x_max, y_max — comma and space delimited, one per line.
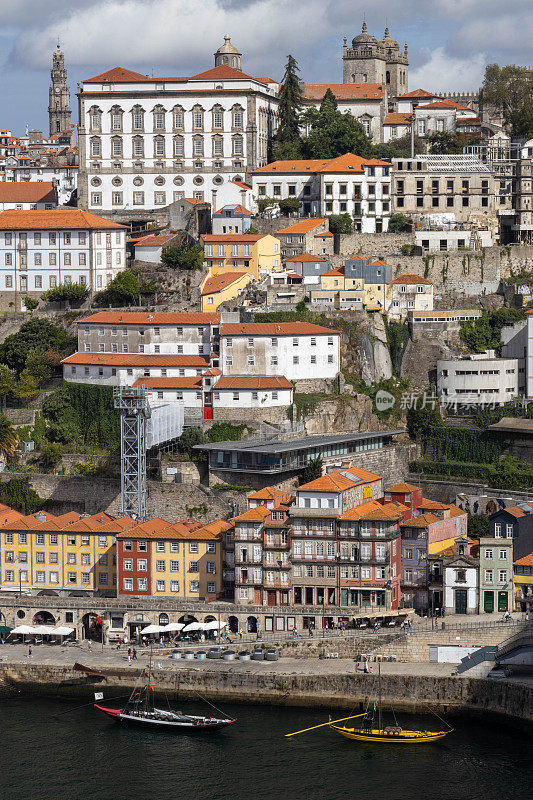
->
159, 613, 169, 626
246, 616, 257, 634
178, 614, 198, 625
204, 615, 216, 623
82, 612, 103, 642
228, 615, 239, 633
37, 590, 59, 597
33, 611, 55, 626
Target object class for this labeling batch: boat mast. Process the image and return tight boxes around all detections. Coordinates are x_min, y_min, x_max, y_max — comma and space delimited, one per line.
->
378, 661, 382, 733
146, 644, 153, 714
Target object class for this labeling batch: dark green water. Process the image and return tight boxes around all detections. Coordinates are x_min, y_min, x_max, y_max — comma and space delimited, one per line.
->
0, 697, 531, 800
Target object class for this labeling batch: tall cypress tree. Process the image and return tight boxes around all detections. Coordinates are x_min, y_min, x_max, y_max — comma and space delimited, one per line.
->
271, 55, 303, 160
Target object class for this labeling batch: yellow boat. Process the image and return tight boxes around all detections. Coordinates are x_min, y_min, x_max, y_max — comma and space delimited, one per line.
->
329, 723, 450, 744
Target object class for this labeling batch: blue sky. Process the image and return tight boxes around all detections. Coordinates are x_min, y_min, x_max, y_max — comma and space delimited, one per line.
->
0, 0, 531, 134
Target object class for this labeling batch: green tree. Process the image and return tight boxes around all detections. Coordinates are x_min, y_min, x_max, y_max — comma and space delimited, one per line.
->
328, 213, 353, 234
94, 270, 140, 306
24, 297, 39, 311
302, 89, 372, 159
467, 513, 489, 541
206, 423, 246, 442
388, 213, 411, 233
372, 133, 424, 160
271, 55, 303, 160
0, 365, 16, 409
406, 403, 444, 440
299, 456, 323, 485
161, 243, 203, 270
427, 132, 464, 155
24, 349, 52, 386
0, 414, 18, 460
460, 308, 526, 354
38, 443, 63, 471
278, 197, 301, 215
0, 477, 43, 513
483, 64, 533, 138
0, 318, 72, 375
178, 426, 206, 459
41, 282, 89, 303
42, 383, 120, 450
14, 370, 39, 402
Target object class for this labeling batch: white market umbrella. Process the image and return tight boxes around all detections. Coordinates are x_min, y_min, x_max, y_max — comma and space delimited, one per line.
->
162, 623, 184, 633
203, 620, 228, 631
52, 627, 75, 636
10, 625, 34, 635
32, 625, 57, 635
139, 624, 164, 635
182, 622, 204, 633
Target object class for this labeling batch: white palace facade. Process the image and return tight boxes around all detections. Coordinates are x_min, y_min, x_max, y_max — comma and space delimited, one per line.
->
77, 37, 279, 216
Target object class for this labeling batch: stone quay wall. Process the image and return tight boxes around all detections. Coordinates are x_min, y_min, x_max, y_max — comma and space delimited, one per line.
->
2, 662, 533, 725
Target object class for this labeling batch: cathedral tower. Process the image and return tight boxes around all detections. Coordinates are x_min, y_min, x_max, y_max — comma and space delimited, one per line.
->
48, 44, 71, 136
342, 23, 408, 97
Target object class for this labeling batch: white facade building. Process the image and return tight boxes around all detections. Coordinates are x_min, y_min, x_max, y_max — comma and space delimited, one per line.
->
303, 84, 385, 142
0, 209, 126, 299
77, 38, 278, 214
252, 153, 391, 233
2, 156, 77, 205
0, 182, 57, 211
437, 352, 520, 407
220, 322, 341, 381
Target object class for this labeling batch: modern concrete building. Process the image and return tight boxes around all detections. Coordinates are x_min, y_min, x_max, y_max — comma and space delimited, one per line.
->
437, 352, 520, 408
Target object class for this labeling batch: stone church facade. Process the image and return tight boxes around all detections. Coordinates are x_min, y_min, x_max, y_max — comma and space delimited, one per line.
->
342, 23, 409, 100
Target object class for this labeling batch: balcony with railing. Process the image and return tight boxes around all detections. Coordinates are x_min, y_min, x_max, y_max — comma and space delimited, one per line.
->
262, 557, 291, 569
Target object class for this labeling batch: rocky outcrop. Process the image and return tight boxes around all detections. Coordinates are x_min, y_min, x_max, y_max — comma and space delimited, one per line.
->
302, 394, 376, 436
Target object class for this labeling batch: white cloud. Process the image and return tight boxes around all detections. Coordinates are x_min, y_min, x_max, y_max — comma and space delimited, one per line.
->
410, 47, 487, 92
454, 12, 533, 57
10, 0, 334, 72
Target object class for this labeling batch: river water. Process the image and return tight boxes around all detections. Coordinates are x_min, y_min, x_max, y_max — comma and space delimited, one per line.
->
0, 696, 531, 800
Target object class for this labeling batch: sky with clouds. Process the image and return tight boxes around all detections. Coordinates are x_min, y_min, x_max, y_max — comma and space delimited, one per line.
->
0, 0, 530, 134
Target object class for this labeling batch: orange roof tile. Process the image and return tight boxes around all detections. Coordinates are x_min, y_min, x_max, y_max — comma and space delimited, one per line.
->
84, 67, 150, 83
388, 274, 434, 286
220, 322, 339, 336
78, 311, 220, 325
214, 204, 251, 215
182, 197, 206, 204
198, 519, 234, 536
248, 487, 286, 500
231, 180, 252, 190
234, 506, 271, 523
132, 377, 202, 390
0, 209, 125, 230
215, 376, 292, 390
417, 498, 450, 511
253, 160, 331, 175
134, 234, 177, 247
285, 253, 328, 262
61, 353, 209, 367
322, 267, 345, 277
317, 153, 391, 172
368, 259, 389, 267
340, 501, 383, 520
345, 466, 382, 483
276, 219, 328, 234
298, 471, 357, 493
418, 100, 473, 111
201, 272, 250, 295
401, 513, 440, 528
314, 231, 334, 238
387, 483, 420, 493
398, 88, 439, 99
0, 182, 56, 204
384, 113, 412, 125
515, 553, 533, 566
190, 65, 268, 83
304, 83, 384, 101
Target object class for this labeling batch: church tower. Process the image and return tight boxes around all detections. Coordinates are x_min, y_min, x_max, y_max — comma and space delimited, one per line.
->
48, 44, 71, 136
342, 23, 408, 99
214, 35, 242, 70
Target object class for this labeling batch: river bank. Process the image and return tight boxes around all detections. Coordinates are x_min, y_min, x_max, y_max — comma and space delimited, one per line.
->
1, 654, 532, 729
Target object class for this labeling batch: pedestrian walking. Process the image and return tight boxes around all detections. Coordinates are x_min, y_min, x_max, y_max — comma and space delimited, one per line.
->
128, 647, 132, 659
28, 645, 32, 658
132, 648, 138, 660
88, 640, 92, 651
128, 652, 131, 664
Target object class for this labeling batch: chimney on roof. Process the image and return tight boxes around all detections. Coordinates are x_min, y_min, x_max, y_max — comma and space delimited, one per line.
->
34, 511, 46, 522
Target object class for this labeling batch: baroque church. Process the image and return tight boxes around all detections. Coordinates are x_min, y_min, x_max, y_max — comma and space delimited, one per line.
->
48, 44, 71, 136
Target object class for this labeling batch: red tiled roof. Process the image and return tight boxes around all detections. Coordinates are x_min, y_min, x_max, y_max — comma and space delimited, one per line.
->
220, 322, 339, 336
132, 377, 202, 389
190, 65, 268, 83
248, 487, 286, 500
388, 273, 434, 286
214, 204, 251, 215
61, 353, 210, 367
201, 272, 250, 295
183, 197, 206, 205
417, 100, 473, 111
134, 234, 177, 247
231, 180, 252, 190
304, 83, 383, 101
285, 253, 328, 262
84, 67, 150, 83
417, 498, 450, 511
298, 471, 357, 492
314, 232, 334, 238
214, 376, 293, 390
322, 267, 345, 277
384, 112, 412, 125
344, 466, 382, 482
253, 159, 329, 175
78, 311, 220, 325
398, 88, 439, 99
234, 506, 271, 523
276, 218, 328, 234
0, 209, 126, 230
368, 259, 389, 267
515, 553, 533, 566
387, 482, 420, 493
253, 153, 390, 176
0, 182, 56, 204
318, 153, 391, 172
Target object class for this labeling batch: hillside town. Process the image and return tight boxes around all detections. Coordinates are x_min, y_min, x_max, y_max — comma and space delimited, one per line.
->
0, 15, 532, 792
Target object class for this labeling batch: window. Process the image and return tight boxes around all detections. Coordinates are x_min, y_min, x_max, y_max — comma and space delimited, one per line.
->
170, 580, 180, 592
498, 570, 507, 583
189, 580, 200, 593
123, 578, 133, 590
170, 560, 180, 571
137, 578, 147, 591
207, 561, 216, 574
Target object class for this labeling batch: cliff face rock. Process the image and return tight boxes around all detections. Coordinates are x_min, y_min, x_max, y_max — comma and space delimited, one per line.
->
302, 393, 380, 436
340, 312, 393, 384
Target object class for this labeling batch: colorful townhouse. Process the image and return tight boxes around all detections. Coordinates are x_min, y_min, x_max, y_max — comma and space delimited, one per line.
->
116, 517, 225, 600
478, 536, 514, 613
201, 233, 281, 279
514, 553, 533, 612
0, 510, 137, 596
200, 270, 251, 311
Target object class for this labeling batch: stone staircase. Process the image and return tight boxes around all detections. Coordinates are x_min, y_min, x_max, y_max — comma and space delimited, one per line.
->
371, 626, 519, 663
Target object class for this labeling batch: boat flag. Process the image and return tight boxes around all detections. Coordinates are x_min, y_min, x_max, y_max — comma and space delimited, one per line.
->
150, 685, 155, 691
94, 692, 104, 700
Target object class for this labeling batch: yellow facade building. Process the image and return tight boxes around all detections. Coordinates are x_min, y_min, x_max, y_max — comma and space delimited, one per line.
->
202, 233, 281, 279
0, 510, 138, 596
200, 270, 251, 311
117, 518, 229, 600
